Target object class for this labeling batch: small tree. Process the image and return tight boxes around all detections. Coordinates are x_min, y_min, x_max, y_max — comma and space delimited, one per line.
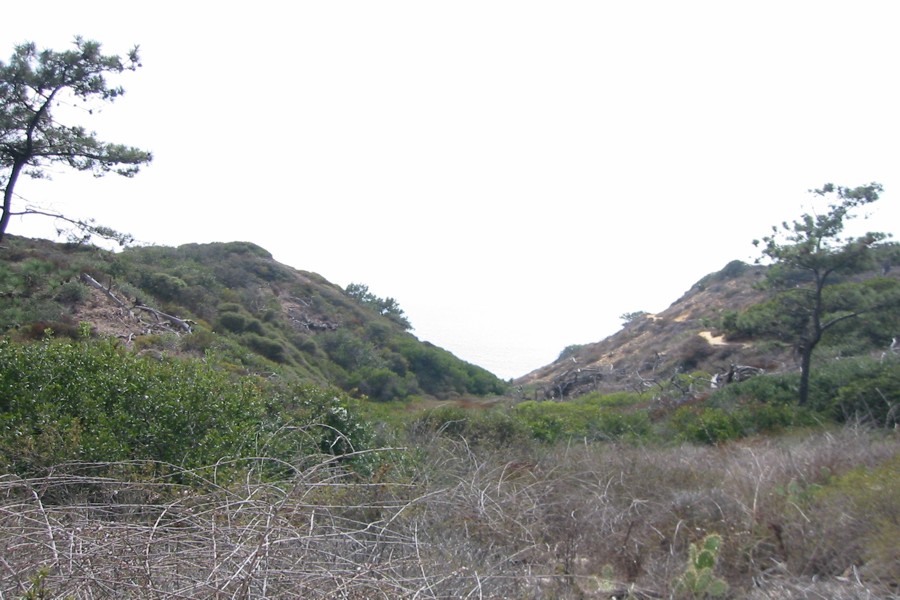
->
752, 183, 895, 405
345, 282, 412, 330
0, 36, 152, 243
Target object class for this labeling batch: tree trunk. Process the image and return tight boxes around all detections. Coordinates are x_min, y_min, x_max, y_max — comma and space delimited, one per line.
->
0, 157, 26, 244
798, 345, 813, 406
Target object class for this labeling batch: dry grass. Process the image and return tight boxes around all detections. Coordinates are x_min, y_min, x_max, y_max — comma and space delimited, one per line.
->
1, 428, 898, 599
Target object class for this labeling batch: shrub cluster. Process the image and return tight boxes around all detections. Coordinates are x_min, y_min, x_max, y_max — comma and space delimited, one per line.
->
0, 338, 374, 478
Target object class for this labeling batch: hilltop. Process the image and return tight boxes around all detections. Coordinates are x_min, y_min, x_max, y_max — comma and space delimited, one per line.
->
0, 235, 506, 401
519, 257, 898, 400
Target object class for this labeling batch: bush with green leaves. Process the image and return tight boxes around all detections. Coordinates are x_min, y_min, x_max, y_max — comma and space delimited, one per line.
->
708, 372, 799, 406
671, 407, 742, 445
0, 338, 375, 479
347, 366, 413, 401
0, 338, 270, 474
513, 398, 651, 443
409, 405, 528, 448
821, 358, 899, 427
268, 384, 377, 473
242, 332, 288, 363
671, 400, 811, 445
393, 337, 506, 398
140, 272, 188, 301
52, 280, 88, 305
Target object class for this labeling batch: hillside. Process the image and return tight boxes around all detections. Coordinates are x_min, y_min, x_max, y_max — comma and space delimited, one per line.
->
2, 235, 896, 405
519, 258, 899, 400
2, 237, 900, 599
0, 235, 506, 401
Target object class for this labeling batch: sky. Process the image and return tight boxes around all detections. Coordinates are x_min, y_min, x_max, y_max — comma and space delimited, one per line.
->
2, 2, 899, 380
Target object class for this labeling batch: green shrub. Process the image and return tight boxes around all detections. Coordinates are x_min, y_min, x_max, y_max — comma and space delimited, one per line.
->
710, 373, 799, 406
18, 258, 57, 293
272, 384, 376, 472
290, 333, 319, 355
590, 410, 652, 440
52, 280, 88, 305
513, 400, 653, 444
218, 312, 246, 333
141, 272, 188, 301
323, 331, 380, 371
243, 332, 288, 363
218, 312, 264, 335
349, 366, 409, 401
735, 402, 810, 434
21, 320, 82, 341
179, 327, 218, 353
579, 391, 648, 409
409, 405, 527, 447
672, 398, 812, 444
411, 405, 469, 437
0, 338, 271, 475
672, 407, 742, 445
831, 361, 900, 427
557, 343, 585, 360
513, 401, 573, 443
393, 337, 506, 398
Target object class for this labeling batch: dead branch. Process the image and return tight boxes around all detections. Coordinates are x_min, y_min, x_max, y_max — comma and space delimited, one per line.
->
132, 302, 194, 333
80, 272, 193, 335
80, 272, 133, 313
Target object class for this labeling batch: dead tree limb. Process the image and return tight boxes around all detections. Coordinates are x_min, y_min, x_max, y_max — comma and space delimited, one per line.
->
80, 272, 193, 335
80, 273, 133, 314
132, 303, 194, 333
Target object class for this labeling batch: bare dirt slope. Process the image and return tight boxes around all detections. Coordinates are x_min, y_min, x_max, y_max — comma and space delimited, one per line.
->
516, 262, 789, 398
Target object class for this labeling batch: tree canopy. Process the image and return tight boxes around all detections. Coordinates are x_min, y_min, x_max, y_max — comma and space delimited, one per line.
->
0, 36, 152, 243
748, 183, 898, 405
345, 282, 412, 330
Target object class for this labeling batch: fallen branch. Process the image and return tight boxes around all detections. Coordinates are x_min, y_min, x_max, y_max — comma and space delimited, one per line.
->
80, 273, 193, 334
80, 273, 133, 313
133, 302, 194, 333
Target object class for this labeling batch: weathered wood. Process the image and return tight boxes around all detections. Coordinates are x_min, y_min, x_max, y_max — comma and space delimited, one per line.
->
80, 273, 133, 313
80, 273, 193, 335
133, 302, 194, 333
710, 364, 765, 389
546, 367, 605, 399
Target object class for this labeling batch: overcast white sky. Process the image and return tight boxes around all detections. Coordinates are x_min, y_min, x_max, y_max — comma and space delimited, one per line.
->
3, 2, 898, 379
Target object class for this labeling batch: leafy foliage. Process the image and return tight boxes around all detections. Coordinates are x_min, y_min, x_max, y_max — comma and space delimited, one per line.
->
345, 283, 412, 330
747, 183, 897, 404
0, 338, 375, 478
808, 356, 900, 427
0, 338, 263, 473
0, 236, 505, 402
0, 37, 152, 241
620, 310, 649, 324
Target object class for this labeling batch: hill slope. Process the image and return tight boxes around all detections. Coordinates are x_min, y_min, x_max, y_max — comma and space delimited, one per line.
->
518, 258, 898, 399
0, 235, 506, 401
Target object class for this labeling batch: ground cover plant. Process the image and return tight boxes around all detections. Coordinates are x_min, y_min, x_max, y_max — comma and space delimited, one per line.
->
0, 337, 377, 481
1, 271, 898, 598
0, 213, 897, 598
0, 235, 508, 403
1, 427, 897, 599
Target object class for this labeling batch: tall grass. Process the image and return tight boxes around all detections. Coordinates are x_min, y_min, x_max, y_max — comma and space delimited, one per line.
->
2, 427, 897, 599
